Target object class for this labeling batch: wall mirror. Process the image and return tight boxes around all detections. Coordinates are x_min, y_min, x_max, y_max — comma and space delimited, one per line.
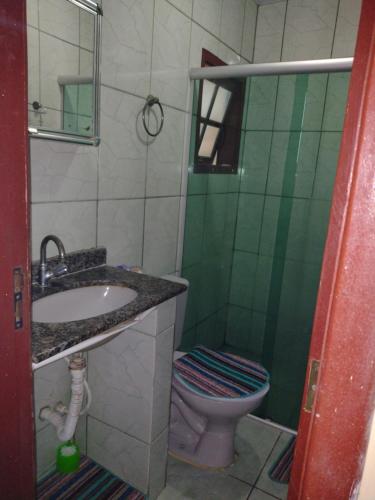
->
27, 0, 102, 145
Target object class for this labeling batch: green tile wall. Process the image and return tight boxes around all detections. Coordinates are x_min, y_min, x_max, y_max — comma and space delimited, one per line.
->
181, 81, 242, 352
227, 72, 350, 428
180, 80, 242, 352
181, 72, 350, 429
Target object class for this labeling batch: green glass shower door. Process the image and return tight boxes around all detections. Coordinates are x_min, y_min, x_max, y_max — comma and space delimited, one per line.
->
182, 71, 350, 429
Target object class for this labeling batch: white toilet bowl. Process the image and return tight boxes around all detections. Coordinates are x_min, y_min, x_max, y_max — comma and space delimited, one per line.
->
161, 275, 270, 469
168, 346, 270, 468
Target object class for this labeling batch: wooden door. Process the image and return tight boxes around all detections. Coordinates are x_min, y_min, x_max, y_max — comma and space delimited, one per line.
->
0, 1, 36, 498
289, 1, 375, 498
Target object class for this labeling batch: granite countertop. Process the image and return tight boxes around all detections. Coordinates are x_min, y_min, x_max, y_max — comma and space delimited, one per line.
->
32, 265, 186, 364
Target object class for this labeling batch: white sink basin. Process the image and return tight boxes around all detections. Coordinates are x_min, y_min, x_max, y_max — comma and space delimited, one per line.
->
33, 285, 138, 323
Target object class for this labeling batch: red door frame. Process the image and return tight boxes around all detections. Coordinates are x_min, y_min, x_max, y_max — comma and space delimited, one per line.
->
0, 1, 36, 498
289, 1, 375, 498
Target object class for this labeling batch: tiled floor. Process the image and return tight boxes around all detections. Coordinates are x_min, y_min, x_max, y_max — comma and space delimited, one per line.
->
158, 416, 292, 500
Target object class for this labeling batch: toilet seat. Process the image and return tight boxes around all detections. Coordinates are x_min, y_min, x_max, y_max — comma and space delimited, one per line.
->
173, 345, 269, 399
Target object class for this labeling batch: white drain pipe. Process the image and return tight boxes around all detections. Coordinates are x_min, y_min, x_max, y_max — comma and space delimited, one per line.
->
40, 354, 89, 442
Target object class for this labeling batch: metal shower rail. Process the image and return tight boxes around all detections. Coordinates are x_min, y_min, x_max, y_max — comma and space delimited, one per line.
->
189, 58, 353, 80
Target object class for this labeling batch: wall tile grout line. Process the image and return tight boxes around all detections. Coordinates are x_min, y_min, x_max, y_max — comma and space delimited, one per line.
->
35, 26, 94, 53
87, 414, 168, 448
279, 0, 289, 63
165, 0, 253, 63
141, 0, 156, 269
100, 82, 190, 116
31, 195, 183, 205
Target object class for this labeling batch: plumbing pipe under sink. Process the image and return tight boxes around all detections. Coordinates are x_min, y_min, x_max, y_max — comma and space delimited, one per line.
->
39, 354, 90, 442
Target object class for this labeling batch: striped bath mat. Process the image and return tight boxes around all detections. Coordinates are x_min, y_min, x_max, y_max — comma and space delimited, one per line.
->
37, 455, 145, 499
269, 435, 296, 483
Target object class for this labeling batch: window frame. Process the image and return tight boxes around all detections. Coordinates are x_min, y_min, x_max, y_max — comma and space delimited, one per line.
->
193, 49, 245, 174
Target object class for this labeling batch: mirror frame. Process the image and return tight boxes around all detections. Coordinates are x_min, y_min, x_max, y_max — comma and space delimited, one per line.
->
28, 0, 102, 146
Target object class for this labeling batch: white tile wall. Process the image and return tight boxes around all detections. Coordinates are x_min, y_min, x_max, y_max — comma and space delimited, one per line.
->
332, 0, 362, 57
27, 0, 39, 28
254, 0, 362, 64
30, 0, 258, 274
143, 197, 180, 276
101, 0, 154, 96
149, 429, 169, 500
189, 22, 222, 66
253, 1, 286, 63
79, 10, 94, 52
88, 324, 174, 443
40, 108, 62, 131
97, 199, 144, 266
39, 0, 79, 45
167, 0, 193, 17
87, 416, 150, 493
30, 140, 98, 202
151, 0, 191, 110
146, 106, 185, 197
241, 0, 258, 61
36, 424, 63, 479
79, 48, 94, 75
31, 201, 97, 259
282, 0, 339, 61
27, 26, 40, 108
99, 87, 148, 200
193, 0, 223, 37
134, 298, 176, 336
34, 359, 87, 479
40, 32, 79, 110
86, 303, 175, 498
87, 416, 169, 499
33, 359, 71, 433
220, 0, 246, 54
151, 327, 174, 439
88, 329, 157, 443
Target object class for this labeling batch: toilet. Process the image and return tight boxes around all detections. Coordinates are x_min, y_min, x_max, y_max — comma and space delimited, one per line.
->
163, 275, 270, 469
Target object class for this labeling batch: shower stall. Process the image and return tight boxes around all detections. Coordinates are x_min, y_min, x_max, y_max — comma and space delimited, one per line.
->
180, 58, 352, 429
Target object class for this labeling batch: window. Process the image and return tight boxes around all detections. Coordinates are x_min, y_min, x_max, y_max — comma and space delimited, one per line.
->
194, 49, 245, 174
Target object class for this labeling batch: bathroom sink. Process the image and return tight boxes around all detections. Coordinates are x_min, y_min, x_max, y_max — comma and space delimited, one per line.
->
33, 285, 138, 323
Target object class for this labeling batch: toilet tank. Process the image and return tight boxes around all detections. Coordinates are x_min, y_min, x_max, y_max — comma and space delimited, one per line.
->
161, 275, 189, 350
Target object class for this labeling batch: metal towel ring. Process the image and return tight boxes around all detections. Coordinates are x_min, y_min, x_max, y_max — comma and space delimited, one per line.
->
142, 95, 164, 137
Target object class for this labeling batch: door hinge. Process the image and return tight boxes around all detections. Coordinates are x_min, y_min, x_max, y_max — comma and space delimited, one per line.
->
13, 267, 24, 330
304, 359, 320, 412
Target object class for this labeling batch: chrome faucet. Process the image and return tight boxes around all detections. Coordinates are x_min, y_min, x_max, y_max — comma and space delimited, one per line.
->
39, 235, 68, 287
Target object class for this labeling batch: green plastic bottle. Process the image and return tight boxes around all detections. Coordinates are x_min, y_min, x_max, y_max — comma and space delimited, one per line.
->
56, 441, 80, 474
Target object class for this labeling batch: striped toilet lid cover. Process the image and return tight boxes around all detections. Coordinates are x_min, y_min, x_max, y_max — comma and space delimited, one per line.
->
174, 345, 270, 398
